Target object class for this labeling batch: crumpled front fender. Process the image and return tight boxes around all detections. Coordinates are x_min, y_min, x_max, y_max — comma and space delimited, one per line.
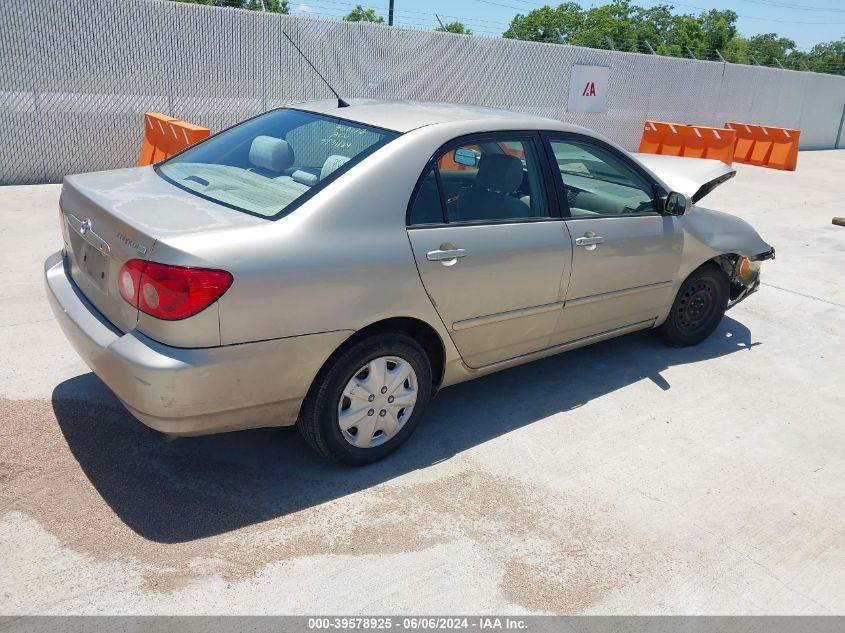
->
686, 206, 773, 260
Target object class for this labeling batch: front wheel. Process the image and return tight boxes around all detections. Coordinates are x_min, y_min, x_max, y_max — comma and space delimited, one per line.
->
297, 333, 432, 466
657, 264, 729, 347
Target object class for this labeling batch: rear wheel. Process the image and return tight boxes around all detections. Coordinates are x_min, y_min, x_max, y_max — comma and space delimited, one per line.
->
657, 264, 729, 347
298, 333, 432, 465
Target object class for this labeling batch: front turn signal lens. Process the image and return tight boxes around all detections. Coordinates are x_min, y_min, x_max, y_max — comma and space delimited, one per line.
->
737, 257, 760, 283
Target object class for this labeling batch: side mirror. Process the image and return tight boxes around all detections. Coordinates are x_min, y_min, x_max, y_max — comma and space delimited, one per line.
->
453, 147, 480, 168
664, 192, 691, 216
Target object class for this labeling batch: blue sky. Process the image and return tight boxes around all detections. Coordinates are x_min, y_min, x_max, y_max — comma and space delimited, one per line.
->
291, 0, 845, 51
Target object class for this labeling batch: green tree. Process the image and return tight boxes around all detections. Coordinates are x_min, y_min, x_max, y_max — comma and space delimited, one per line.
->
569, 1, 637, 51
722, 36, 752, 64
700, 9, 737, 54
504, 3, 583, 43
804, 38, 845, 74
748, 33, 796, 66
343, 5, 384, 23
436, 21, 473, 35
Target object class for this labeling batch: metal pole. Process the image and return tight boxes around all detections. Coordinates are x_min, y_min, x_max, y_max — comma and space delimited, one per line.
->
555, 27, 565, 44
773, 57, 784, 69
836, 99, 845, 149
685, 45, 696, 60
388, 0, 394, 26
435, 13, 445, 29
644, 39, 656, 55
750, 54, 761, 66
715, 49, 726, 63
605, 36, 616, 51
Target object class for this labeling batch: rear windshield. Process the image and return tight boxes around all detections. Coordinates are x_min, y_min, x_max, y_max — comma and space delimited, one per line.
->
157, 109, 399, 219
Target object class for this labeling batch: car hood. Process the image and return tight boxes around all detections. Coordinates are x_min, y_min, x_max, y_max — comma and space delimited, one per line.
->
633, 154, 736, 203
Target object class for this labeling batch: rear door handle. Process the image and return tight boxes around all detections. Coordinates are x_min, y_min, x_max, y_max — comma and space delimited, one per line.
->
426, 248, 468, 262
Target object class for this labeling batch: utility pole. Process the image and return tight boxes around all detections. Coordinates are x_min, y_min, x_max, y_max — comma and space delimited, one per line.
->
388, 0, 394, 25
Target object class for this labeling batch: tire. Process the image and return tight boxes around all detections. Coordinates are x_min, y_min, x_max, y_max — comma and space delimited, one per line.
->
657, 263, 729, 347
297, 332, 433, 466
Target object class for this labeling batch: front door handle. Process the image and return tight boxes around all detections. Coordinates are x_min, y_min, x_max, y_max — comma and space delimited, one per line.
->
426, 248, 468, 262
575, 232, 605, 251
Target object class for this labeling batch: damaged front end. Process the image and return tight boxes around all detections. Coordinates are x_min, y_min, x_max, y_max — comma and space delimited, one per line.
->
718, 247, 776, 310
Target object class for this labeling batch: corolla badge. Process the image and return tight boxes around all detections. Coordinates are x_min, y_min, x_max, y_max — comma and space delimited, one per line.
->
80, 218, 92, 235
116, 231, 148, 256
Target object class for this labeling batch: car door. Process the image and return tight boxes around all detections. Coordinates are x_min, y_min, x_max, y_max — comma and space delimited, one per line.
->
406, 133, 572, 369
543, 133, 683, 346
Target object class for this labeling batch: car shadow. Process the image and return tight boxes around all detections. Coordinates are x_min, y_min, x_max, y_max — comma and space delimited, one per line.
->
52, 316, 757, 544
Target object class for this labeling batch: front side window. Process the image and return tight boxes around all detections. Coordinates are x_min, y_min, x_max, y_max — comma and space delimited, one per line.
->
157, 109, 398, 219
407, 136, 549, 226
549, 139, 657, 217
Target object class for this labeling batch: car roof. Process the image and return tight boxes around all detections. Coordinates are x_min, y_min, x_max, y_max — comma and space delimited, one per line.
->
288, 99, 578, 134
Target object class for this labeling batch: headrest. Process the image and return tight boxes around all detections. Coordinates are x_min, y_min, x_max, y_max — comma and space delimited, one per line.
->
291, 169, 318, 186
320, 155, 351, 181
475, 154, 523, 193
249, 136, 293, 173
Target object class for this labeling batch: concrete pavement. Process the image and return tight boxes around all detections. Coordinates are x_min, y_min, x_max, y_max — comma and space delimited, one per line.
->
1, 152, 844, 614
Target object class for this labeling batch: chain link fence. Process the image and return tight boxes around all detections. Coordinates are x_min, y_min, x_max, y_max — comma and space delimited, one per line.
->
2, 0, 845, 185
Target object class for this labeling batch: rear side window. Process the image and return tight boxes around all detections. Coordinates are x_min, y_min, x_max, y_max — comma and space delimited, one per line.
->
407, 136, 549, 226
157, 109, 398, 220
408, 167, 445, 225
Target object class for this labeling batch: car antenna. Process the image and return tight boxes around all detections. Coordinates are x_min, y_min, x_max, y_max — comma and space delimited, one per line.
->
282, 31, 350, 108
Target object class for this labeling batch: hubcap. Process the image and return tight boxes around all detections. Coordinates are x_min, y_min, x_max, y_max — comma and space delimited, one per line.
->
676, 278, 717, 334
337, 356, 418, 449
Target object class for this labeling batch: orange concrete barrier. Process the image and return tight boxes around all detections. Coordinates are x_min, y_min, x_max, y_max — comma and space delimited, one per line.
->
165, 120, 211, 157
639, 121, 685, 156
766, 127, 800, 171
681, 125, 736, 165
724, 122, 799, 171
639, 121, 735, 165
137, 113, 210, 166
138, 112, 177, 166
748, 125, 774, 167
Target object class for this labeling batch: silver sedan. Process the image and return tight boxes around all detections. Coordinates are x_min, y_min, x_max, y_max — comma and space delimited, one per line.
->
45, 100, 774, 464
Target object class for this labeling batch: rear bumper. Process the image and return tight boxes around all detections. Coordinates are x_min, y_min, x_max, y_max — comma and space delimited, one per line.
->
44, 251, 352, 435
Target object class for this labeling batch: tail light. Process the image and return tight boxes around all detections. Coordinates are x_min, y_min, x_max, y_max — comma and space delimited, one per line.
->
118, 259, 233, 320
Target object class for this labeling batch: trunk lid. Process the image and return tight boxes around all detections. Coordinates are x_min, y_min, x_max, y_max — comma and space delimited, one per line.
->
60, 166, 265, 334
633, 154, 736, 203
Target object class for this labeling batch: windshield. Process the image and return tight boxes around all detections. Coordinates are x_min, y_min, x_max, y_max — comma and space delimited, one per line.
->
157, 109, 399, 219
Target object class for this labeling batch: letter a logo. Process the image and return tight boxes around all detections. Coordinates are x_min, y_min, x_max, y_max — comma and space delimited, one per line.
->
582, 81, 596, 97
